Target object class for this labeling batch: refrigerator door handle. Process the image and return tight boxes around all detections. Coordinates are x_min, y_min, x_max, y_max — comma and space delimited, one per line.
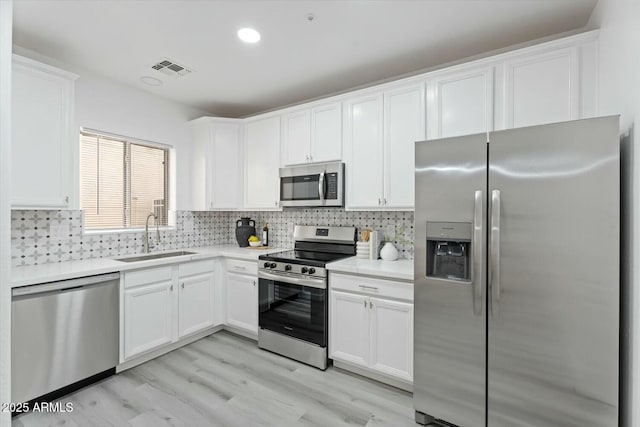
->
490, 189, 501, 316
472, 190, 483, 316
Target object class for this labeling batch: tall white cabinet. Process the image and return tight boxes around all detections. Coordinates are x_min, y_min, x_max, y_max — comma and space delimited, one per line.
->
344, 83, 424, 210
244, 115, 281, 209
190, 117, 243, 210
12, 54, 77, 208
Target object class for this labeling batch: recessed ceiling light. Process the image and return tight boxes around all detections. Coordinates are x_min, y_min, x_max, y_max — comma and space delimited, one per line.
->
238, 27, 261, 43
140, 76, 163, 86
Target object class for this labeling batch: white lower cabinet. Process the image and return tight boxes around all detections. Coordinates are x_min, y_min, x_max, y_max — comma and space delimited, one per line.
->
124, 280, 174, 360
369, 297, 413, 382
329, 291, 370, 366
329, 273, 414, 387
178, 272, 215, 338
225, 272, 258, 335
122, 260, 217, 362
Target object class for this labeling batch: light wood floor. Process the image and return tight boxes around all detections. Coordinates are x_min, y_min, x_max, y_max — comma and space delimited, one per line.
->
13, 331, 416, 427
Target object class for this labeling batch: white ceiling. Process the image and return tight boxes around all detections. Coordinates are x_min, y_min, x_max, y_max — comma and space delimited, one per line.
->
12, 0, 598, 117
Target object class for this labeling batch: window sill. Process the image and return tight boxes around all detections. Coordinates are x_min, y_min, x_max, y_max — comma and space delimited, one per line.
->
83, 226, 175, 236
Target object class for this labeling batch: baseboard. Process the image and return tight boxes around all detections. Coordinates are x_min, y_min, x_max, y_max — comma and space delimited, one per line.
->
333, 360, 413, 392
117, 325, 223, 372
222, 324, 258, 341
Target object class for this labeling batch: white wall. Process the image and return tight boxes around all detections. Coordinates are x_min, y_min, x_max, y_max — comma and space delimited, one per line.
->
12, 46, 208, 211
588, 1, 640, 425
0, 2, 12, 426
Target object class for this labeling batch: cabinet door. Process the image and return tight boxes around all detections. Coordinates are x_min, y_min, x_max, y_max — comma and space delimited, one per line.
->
369, 297, 413, 381
178, 272, 214, 338
504, 47, 578, 128
282, 110, 311, 166
225, 273, 258, 334
427, 67, 493, 139
310, 102, 342, 163
344, 93, 384, 209
329, 290, 369, 367
244, 116, 281, 209
383, 84, 425, 209
12, 56, 76, 208
210, 122, 243, 209
124, 281, 174, 360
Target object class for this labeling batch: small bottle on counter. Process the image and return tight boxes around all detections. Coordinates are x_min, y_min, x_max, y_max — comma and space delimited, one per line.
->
263, 223, 269, 246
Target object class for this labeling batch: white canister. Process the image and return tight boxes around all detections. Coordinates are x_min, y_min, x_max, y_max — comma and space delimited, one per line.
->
380, 242, 399, 261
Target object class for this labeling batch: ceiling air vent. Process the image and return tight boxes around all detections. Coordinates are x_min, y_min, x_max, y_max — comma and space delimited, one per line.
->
151, 58, 193, 78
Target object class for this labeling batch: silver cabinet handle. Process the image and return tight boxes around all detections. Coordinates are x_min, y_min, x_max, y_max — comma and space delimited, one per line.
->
364, 300, 366, 308
369, 301, 373, 309
472, 190, 483, 316
253, 280, 256, 287
170, 284, 174, 291
378, 198, 381, 205
181, 283, 185, 289
275, 201, 278, 206
383, 198, 387, 205
318, 171, 325, 204
490, 189, 501, 316
233, 265, 247, 271
358, 285, 379, 292
306, 155, 309, 161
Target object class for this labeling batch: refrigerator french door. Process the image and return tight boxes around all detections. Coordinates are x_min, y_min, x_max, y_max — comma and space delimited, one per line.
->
414, 116, 619, 427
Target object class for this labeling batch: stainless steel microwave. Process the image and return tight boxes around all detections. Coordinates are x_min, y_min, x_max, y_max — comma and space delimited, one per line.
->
279, 162, 344, 207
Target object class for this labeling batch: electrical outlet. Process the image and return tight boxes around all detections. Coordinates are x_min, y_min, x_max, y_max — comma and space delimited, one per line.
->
49, 223, 68, 241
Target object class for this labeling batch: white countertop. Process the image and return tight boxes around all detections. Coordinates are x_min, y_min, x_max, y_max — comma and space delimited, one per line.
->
11, 245, 285, 288
327, 257, 413, 281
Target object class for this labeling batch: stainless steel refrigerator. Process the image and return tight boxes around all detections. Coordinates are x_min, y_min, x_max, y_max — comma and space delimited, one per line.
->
414, 116, 619, 427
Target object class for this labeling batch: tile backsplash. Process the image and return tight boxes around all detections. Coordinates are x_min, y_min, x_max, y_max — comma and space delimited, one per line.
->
11, 209, 414, 267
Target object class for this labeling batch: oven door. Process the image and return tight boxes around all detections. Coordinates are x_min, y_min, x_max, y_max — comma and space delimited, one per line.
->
258, 271, 327, 347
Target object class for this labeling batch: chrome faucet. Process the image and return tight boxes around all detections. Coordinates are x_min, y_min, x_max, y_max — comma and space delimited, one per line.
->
144, 213, 160, 253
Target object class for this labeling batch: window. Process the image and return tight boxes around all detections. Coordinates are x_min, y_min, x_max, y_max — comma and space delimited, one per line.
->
80, 131, 169, 230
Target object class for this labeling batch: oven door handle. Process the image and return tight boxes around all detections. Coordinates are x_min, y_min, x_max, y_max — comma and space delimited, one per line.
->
258, 271, 327, 289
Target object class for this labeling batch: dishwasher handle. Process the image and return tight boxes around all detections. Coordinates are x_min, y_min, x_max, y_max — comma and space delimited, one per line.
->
12, 272, 120, 297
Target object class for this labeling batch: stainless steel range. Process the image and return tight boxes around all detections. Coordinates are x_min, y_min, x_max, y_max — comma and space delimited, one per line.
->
258, 225, 356, 370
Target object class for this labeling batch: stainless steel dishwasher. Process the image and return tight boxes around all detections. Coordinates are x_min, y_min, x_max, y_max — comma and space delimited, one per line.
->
12, 273, 119, 403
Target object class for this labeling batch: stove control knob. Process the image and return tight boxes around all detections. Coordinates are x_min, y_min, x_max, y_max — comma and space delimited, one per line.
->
301, 267, 308, 274
308, 268, 316, 275
285, 265, 292, 271
270, 263, 277, 269
263, 262, 270, 268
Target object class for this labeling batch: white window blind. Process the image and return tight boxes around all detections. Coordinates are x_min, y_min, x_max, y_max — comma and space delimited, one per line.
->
80, 131, 169, 230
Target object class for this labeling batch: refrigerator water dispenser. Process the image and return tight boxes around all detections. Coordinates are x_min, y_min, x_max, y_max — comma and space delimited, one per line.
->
426, 222, 471, 281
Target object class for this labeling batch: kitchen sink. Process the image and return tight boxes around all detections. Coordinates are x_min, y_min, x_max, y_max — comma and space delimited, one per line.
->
115, 251, 196, 263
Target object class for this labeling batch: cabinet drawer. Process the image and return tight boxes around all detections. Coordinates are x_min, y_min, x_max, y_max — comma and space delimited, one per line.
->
226, 258, 258, 276
179, 259, 216, 278
330, 273, 413, 301
124, 266, 173, 289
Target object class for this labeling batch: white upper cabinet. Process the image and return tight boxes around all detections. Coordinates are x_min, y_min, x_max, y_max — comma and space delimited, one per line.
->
282, 110, 311, 166
426, 67, 494, 139
343, 93, 384, 209
12, 55, 77, 208
282, 102, 342, 166
244, 115, 281, 209
344, 84, 424, 210
190, 118, 243, 210
384, 84, 425, 208
503, 47, 578, 128
310, 102, 342, 163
